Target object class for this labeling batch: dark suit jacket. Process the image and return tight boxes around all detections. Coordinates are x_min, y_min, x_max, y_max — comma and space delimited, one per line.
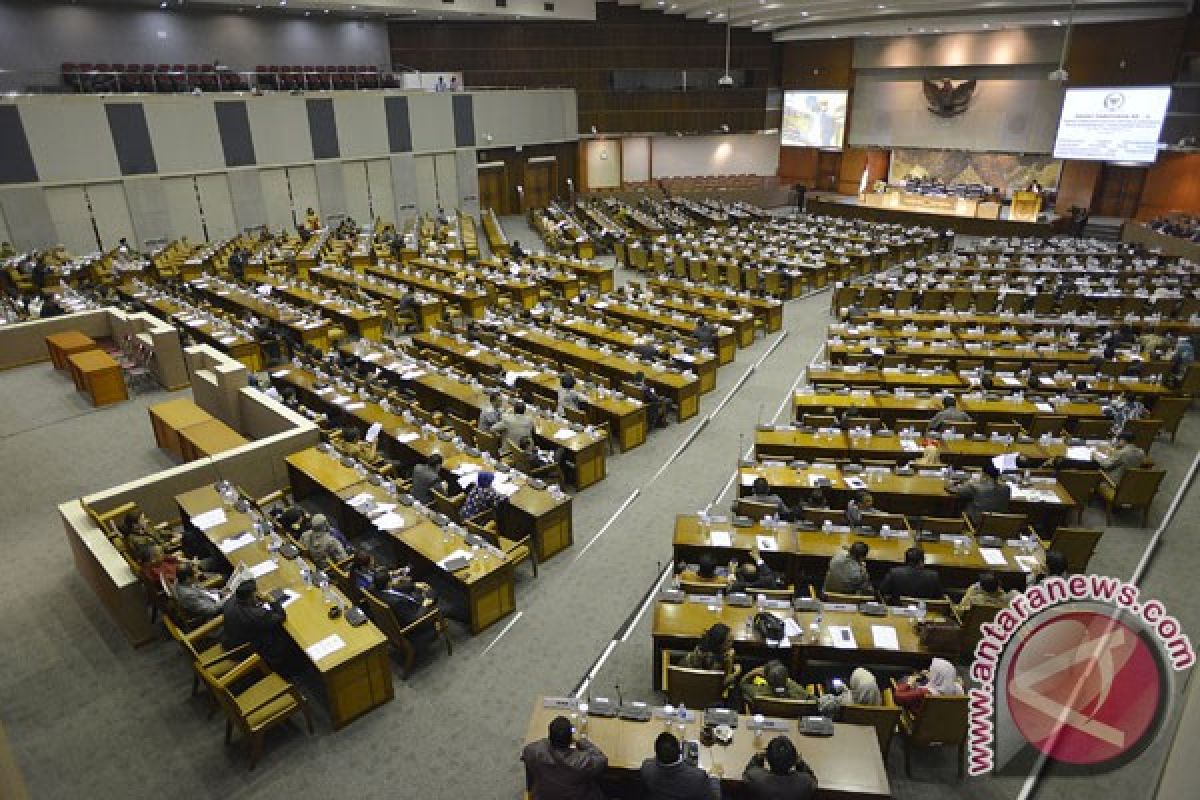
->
640, 759, 716, 800
521, 738, 607, 800
222, 596, 286, 656
380, 587, 429, 628
742, 762, 818, 800
410, 464, 443, 504
879, 565, 944, 603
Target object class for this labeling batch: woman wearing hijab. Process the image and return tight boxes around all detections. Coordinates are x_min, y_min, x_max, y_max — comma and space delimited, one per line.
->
818, 667, 883, 717
893, 657, 963, 711
462, 471, 501, 520
682, 622, 741, 690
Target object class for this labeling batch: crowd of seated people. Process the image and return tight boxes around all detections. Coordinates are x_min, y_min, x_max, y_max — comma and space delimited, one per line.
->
1149, 214, 1200, 242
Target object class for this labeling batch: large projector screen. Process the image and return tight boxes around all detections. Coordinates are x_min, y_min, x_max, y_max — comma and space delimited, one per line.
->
782, 90, 848, 148
1052, 86, 1172, 163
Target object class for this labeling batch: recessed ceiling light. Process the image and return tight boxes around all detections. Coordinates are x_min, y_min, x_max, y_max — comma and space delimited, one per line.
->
801, 11, 809, 16
983, 23, 990, 28
918, 28, 925, 32
751, 19, 758, 24
657, 0, 664, 5
1052, 18, 1061, 26
877, 3, 886, 8
160, 1, 167, 6
324, 8, 329, 13
279, 0, 286, 5
716, 12, 725, 18
705, 10, 713, 15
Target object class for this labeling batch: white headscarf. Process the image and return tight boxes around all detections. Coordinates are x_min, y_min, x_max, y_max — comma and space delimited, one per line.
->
926, 658, 962, 696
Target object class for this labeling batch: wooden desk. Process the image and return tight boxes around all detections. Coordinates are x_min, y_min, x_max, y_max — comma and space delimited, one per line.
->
176, 485, 392, 729
309, 265, 444, 331
286, 447, 368, 499
672, 515, 1041, 591
652, 599, 940, 688
66, 350, 127, 407
333, 483, 518, 634
523, 697, 890, 800
148, 397, 214, 459
595, 300, 739, 366
45, 330, 97, 370
178, 418, 248, 462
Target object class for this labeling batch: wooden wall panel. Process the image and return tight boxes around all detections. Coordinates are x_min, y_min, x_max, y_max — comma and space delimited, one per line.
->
1136, 152, 1200, 220
778, 147, 819, 185
1056, 160, 1103, 214
475, 142, 578, 215
836, 148, 890, 195
780, 40, 855, 89
389, 4, 777, 135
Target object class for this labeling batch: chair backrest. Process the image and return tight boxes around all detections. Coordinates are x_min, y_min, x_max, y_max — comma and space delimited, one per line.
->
908, 695, 969, 746
1027, 415, 1067, 436
823, 590, 874, 604
1150, 396, 1190, 435
1047, 527, 1103, 573
803, 508, 846, 527
1055, 469, 1103, 508
920, 516, 967, 535
802, 414, 838, 428
750, 695, 818, 719
959, 603, 1002, 660
978, 512, 1029, 537
899, 596, 954, 618
735, 498, 779, 521
447, 414, 476, 442
943, 420, 977, 435
841, 702, 902, 756
1113, 468, 1167, 507
665, 664, 725, 709
1123, 417, 1162, 453
985, 422, 1023, 437
897, 418, 930, 434
861, 512, 908, 531
474, 427, 500, 455
431, 488, 465, 522
1073, 418, 1112, 439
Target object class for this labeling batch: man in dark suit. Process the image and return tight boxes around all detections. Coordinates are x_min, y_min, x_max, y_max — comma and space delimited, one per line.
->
743, 736, 817, 800
521, 715, 608, 800
410, 453, 447, 504
641, 732, 718, 800
371, 569, 436, 627
879, 547, 944, 604
947, 460, 1011, 529
221, 579, 290, 669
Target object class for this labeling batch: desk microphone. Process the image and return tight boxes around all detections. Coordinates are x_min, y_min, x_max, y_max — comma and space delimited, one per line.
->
615, 683, 624, 707
739, 432, 745, 463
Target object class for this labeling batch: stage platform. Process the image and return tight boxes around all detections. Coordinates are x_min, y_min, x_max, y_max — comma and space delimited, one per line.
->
808, 193, 1065, 237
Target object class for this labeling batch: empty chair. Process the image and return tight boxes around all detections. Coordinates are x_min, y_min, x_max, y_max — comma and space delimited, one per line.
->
1073, 418, 1113, 439
919, 516, 968, 535
201, 653, 313, 769
664, 663, 725, 709
1123, 418, 1162, 453
1098, 467, 1166, 526
1045, 527, 1103, 573
898, 694, 969, 778
1150, 396, 1190, 442
840, 696, 903, 758
1027, 415, 1067, 437
749, 695, 818, 719
1055, 469, 1103, 523
976, 512, 1031, 538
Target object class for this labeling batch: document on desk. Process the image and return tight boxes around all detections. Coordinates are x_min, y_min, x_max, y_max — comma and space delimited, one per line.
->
362, 351, 382, 362
218, 531, 257, 554
347, 492, 375, 509
305, 634, 347, 663
1035, 402, 1055, 413
871, 625, 900, 650
395, 431, 421, 443
844, 477, 867, 490
708, 530, 733, 548
493, 479, 520, 498
553, 428, 577, 441
740, 473, 757, 487
437, 549, 474, 571
279, 588, 301, 608
191, 508, 227, 531
1066, 446, 1096, 462
372, 512, 409, 532
979, 548, 1009, 567
756, 535, 778, 552
829, 625, 858, 649
346, 402, 366, 411
247, 560, 278, 579
365, 422, 382, 443
992, 453, 1020, 472
271, 368, 291, 378
1015, 555, 1041, 573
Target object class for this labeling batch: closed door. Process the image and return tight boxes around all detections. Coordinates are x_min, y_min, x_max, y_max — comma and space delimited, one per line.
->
523, 161, 556, 211
478, 165, 508, 214
817, 151, 842, 191
434, 152, 458, 210
162, 177, 206, 243
196, 174, 236, 241
86, 183, 135, 250
45, 186, 98, 254
1093, 165, 1146, 218
414, 155, 440, 213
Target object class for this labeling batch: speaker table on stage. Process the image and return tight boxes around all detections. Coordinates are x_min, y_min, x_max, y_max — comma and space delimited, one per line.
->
1010, 191, 1044, 223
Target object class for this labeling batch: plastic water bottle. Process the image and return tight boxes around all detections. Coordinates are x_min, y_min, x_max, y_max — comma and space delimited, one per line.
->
918, 599, 927, 622
757, 593, 766, 611
715, 589, 724, 611
677, 703, 688, 734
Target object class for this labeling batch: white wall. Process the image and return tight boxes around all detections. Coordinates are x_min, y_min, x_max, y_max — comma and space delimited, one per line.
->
649, 133, 780, 179
621, 137, 651, 184
584, 140, 622, 189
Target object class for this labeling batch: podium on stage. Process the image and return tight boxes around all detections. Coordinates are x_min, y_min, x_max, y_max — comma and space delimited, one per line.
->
1010, 190, 1043, 222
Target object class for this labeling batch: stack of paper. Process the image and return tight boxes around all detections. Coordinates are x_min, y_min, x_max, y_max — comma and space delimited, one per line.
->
247, 560, 278, 579
305, 634, 347, 662
828, 625, 858, 649
553, 429, 577, 441
218, 531, 257, 554
395, 431, 421, 443
191, 508, 227, 531
979, 548, 1009, 567
708, 530, 733, 548
437, 549, 474, 571
871, 625, 900, 650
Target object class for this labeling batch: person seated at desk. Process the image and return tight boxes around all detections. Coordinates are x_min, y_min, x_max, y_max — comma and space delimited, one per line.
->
172, 564, 226, 620
1094, 430, 1146, 483
730, 548, 783, 594
955, 571, 1013, 615
1031, 550, 1068, 584
557, 373, 586, 414
817, 667, 883, 718
350, 551, 377, 591
513, 436, 566, 477
303, 207, 321, 230
277, 503, 311, 540
492, 401, 536, 456
462, 471, 502, 520
823, 542, 873, 597
39, 295, 65, 318
682, 622, 741, 691
633, 371, 671, 429
744, 477, 788, 518
693, 319, 718, 350
221, 578, 293, 673
879, 547, 943, 604
912, 443, 943, 467
370, 569, 437, 627
641, 732, 719, 800
741, 660, 813, 703
893, 657, 964, 711
804, 488, 829, 510
411, 453, 448, 504
927, 395, 971, 432
338, 426, 377, 462
510, 240, 526, 261
479, 392, 505, 430
521, 715, 608, 800
301, 514, 349, 568
947, 460, 1011, 530
844, 491, 875, 527
743, 736, 818, 800
119, 509, 181, 553
633, 335, 668, 362
134, 544, 211, 586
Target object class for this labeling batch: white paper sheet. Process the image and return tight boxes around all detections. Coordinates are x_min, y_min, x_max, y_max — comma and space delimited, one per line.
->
553, 428, 576, 441
271, 368, 291, 378
708, 530, 733, 548
1066, 446, 1096, 462
756, 535, 778, 551
218, 531, 257, 554
494, 480, 520, 498
346, 402, 366, 411
1015, 555, 1041, 573
305, 633, 347, 662
362, 352, 382, 362
979, 548, 1009, 567
437, 549, 474, 570
247, 560, 278, 579
395, 431, 421, 443
871, 625, 900, 650
365, 422, 382, 443
829, 625, 858, 649
740, 473, 756, 487
279, 588, 302, 608
191, 508, 227, 531
372, 512, 409, 531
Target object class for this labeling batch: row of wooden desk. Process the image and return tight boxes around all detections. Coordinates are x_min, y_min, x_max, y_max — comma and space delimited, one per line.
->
148, 397, 248, 462
45, 330, 129, 407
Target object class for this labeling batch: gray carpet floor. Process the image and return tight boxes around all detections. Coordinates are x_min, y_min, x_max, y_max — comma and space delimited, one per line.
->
0, 216, 1197, 799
